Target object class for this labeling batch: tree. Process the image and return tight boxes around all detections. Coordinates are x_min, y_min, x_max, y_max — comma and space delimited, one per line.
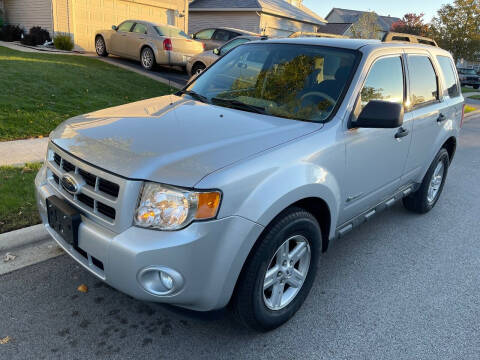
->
391, 13, 431, 36
350, 12, 382, 39
430, 0, 480, 62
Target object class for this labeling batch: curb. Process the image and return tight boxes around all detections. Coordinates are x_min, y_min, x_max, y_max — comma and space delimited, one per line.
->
464, 109, 480, 119
0, 224, 51, 252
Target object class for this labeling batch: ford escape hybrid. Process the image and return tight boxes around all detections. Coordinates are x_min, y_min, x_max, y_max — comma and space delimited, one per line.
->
35, 34, 463, 331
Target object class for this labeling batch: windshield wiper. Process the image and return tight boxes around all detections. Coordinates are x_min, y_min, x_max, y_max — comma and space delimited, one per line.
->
177, 89, 209, 103
211, 97, 266, 115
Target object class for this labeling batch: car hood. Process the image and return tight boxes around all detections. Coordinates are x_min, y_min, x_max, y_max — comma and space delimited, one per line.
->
51, 95, 320, 187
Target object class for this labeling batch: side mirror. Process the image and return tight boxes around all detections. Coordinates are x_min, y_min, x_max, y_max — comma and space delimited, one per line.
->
112, 25, 117, 31
213, 48, 220, 55
355, 101, 404, 128
191, 34, 196, 39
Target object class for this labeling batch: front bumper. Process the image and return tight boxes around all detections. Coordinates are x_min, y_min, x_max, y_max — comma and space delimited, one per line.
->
35, 165, 264, 311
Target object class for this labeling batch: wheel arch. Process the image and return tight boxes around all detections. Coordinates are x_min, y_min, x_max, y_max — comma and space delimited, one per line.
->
442, 136, 456, 162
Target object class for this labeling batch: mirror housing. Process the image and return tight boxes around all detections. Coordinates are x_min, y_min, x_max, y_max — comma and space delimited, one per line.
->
213, 48, 220, 55
355, 101, 404, 128
112, 25, 117, 31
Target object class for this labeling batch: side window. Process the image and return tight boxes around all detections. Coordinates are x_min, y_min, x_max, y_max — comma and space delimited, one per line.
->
228, 31, 241, 40
220, 38, 250, 56
212, 30, 231, 42
132, 23, 147, 35
407, 55, 439, 107
118, 21, 134, 32
360, 56, 404, 108
195, 29, 214, 40
436, 55, 460, 98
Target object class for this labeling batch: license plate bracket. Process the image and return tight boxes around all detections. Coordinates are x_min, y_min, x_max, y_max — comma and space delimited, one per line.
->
47, 196, 81, 247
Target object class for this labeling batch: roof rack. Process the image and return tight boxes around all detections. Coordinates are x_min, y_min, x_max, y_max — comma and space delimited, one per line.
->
288, 31, 348, 39
382, 32, 438, 47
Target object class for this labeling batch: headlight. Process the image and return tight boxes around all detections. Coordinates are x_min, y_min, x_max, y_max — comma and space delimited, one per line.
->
134, 182, 221, 230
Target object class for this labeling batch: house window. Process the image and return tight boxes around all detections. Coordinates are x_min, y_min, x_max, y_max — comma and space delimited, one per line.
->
167, 9, 175, 26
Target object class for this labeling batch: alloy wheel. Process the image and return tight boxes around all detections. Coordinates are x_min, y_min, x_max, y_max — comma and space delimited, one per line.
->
263, 235, 311, 310
427, 160, 444, 204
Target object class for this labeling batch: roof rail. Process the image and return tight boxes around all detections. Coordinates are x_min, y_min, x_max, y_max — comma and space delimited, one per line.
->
382, 32, 438, 47
288, 31, 348, 39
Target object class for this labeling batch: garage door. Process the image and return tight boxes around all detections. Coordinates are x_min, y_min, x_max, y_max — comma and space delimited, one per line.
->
71, 0, 182, 51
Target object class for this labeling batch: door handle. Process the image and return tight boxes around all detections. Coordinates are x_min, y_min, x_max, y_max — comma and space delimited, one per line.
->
138, 37, 145, 40
437, 113, 447, 123
395, 127, 409, 139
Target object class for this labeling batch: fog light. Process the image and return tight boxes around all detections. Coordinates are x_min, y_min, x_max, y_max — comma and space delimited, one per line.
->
137, 266, 184, 296
160, 272, 174, 290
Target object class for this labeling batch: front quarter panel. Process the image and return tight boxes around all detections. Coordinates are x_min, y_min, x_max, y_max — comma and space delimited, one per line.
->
196, 122, 344, 242
96, 30, 114, 51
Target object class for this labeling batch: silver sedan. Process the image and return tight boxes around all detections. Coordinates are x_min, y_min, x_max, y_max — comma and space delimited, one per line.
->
95, 20, 204, 71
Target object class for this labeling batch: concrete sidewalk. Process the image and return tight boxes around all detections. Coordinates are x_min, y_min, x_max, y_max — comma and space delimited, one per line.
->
0, 138, 49, 166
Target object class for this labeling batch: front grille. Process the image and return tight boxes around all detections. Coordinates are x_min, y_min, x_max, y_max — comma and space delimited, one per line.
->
47, 150, 122, 222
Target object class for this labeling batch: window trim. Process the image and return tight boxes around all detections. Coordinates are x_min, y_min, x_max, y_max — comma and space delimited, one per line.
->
405, 53, 441, 111
349, 54, 406, 128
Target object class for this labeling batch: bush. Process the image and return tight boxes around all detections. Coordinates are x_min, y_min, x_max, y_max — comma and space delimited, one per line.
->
53, 33, 74, 51
0, 24, 24, 42
20, 26, 51, 46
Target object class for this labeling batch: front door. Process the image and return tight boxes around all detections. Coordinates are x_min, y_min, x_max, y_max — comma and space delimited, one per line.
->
110, 21, 134, 56
341, 54, 413, 224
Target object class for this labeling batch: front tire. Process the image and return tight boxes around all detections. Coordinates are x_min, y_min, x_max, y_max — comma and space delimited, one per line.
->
232, 207, 321, 331
191, 62, 206, 76
474, 85, 479, 90
95, 36, 108, 57
140, 47, 156, 71
403, 148, 449, 214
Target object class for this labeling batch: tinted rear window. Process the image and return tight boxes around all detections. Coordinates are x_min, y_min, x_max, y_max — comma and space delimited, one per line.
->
407, 55, 438, 107
154, 26, 189, 38
436, 55, 460, 98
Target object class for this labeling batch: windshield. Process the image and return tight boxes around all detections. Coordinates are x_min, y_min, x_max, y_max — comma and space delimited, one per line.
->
185, 43, 358, 122
154, 26, 189, 39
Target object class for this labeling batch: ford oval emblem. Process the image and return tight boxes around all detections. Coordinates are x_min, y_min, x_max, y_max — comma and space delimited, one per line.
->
61, 173, 80, 194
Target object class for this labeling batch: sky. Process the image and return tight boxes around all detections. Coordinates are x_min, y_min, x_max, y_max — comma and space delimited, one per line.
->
303, 0, 454, 22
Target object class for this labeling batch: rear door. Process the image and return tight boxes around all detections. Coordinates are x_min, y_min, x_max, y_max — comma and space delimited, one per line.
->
124, 22, 148, 59
110, 21, 134, 56
402, 51, 452, 181
341, 54, 413, 223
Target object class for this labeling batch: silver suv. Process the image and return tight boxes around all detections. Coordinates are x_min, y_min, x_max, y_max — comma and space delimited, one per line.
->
35, 36, 464, 331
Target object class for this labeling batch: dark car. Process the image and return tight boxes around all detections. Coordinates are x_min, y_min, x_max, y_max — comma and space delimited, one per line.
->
191, 27, 260, 50
457, 68, 480, 89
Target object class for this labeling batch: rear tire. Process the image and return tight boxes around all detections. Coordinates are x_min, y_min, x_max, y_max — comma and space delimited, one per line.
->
474, 85, 479, 89
95, 36, 108, 57
231, 207, 321, 331
403, 148, 449, 214
140, 47, 156, 71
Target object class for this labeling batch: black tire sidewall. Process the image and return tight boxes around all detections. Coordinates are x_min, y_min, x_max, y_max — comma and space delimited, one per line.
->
192, 63, 206, 75
238, 209, 321, 330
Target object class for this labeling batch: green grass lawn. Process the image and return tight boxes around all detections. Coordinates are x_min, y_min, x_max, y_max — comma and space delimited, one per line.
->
0, 163, 42, 234
462, 87, 479, 93
0, 46, 176, 141
469, 95, 480, 100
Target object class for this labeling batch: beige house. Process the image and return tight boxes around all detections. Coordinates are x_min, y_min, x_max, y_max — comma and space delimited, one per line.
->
1, 0, 189, 51
189, 0, 326, 37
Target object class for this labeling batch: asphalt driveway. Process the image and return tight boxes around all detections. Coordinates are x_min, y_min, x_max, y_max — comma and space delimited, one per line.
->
100, 55, 189, 88
1, 115, 480, 359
